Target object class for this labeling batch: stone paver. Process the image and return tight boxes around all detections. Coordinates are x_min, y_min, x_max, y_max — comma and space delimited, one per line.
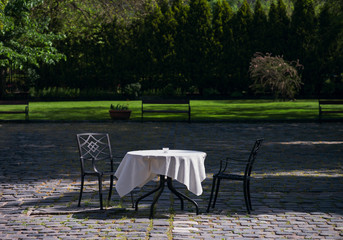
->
0, 122, 342, 239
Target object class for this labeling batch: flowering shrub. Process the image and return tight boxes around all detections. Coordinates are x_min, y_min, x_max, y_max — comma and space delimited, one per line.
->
249, 52, 303, 100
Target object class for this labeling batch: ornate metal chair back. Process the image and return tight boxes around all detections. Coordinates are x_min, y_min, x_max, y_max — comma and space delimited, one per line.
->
76, 133, 113, 172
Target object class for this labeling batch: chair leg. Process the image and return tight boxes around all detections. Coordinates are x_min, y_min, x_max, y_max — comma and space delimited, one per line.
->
212, 178, 221, 208
130, 192, 134, 208
243, 180, 250, 214
207, 176, 217, 213
98, 175, 103, 210
78, 175, 84, 207
108, 175, 114, 203
246, 179, 252, 211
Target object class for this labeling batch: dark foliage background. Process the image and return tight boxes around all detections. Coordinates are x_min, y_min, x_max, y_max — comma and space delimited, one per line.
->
3, 0, 343, 99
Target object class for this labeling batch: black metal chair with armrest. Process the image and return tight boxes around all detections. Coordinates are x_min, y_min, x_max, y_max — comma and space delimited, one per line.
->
76, 133, 134, 210
207, 138, 264, 214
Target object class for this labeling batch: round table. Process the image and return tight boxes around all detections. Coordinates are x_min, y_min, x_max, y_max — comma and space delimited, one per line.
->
115, 149, 207, 218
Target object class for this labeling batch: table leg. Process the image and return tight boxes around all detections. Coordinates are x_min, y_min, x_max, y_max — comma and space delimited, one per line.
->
135, 175, 199, 218
166, 178, 184, 210
166, 177, 199, 215
149, 178, 166, 219
135, 176, 166, 212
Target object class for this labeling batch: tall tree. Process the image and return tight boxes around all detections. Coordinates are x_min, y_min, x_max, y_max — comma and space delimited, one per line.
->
290, 0, 318, 95
33, 0, 117, 89
231, 0, 253, 92
136, 0, 164, 90
33, 0, 149, 90
0, 0, 64, 97
211, 0, 234, 94
98, 18, 133, 90
267, 2, 278, 53
316, 0, 343, 97
171, 0, 189, 91
184, 0, 213, 94
251, 0, 268, 53
267, 0, 290, 56
157, 0, 178, 88
276, 0, 291, 56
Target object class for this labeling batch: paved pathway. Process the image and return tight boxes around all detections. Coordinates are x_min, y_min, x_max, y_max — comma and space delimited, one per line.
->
0, 122, 342, 239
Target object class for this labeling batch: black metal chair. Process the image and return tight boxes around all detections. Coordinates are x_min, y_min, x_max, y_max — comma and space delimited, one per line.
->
207, 139, 264, 214
76, 133, 133, 210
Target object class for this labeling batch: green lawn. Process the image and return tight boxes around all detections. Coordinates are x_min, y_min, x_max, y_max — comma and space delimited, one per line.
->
0, 99, 342, 122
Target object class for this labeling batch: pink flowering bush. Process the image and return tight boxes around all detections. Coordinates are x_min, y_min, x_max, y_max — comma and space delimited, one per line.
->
249, 52, 303, 100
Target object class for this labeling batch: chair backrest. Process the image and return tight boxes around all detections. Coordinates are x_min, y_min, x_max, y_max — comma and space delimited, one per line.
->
244, 138, 264, 177
76, 133, 113, 172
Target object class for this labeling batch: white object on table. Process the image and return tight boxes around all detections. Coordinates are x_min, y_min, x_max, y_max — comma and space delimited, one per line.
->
115, 149, 207, 197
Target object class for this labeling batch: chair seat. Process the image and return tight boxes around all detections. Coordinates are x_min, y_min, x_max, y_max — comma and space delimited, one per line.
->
216, 173, 247, 181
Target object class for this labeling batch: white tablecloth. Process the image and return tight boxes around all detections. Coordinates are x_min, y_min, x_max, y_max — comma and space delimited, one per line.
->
115, 149, 207, 197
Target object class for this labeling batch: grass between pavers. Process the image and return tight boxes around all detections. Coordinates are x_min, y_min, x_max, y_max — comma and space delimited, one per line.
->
0, 99, 342, 121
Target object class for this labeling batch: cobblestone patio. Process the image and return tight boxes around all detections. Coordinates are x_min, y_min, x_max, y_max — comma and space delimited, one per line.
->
0, 122, 342, 239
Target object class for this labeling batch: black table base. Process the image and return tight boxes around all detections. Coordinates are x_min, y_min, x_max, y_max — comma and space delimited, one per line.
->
135, 175, 199, 218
